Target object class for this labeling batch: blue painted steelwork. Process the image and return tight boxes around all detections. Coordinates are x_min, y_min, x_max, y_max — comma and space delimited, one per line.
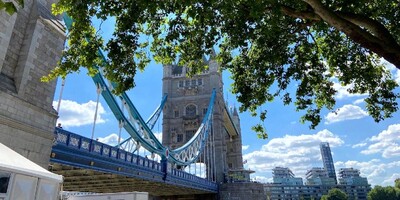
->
117, 94, 167, 150
62, 14, 217, 166
51, 128, 218, 192
146, 94, 168, 130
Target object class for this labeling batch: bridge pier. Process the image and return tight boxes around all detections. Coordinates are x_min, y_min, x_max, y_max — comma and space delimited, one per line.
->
218, 182, 266, 200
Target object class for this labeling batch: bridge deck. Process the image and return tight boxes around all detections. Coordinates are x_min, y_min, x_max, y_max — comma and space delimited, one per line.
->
50, 129, 218, 196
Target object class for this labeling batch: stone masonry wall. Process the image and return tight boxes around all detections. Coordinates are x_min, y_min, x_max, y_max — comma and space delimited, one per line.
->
219, 182, 266, 200
0, 0, 65, 168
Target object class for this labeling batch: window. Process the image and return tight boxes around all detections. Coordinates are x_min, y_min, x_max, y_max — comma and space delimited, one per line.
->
191, 79, 196, 86
177, 134, 183, 142
198, 78, 203, 85
185, 80, 190, 87
185, 130, 196, 141
185, 104, 197, 117
203, 108, 207, 115
0, 172, 10, 194
174, 110, 179, 118
178, 80, 184, 87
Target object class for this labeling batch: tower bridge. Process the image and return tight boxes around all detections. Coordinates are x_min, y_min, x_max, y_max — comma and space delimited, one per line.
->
0, 1, 266, 199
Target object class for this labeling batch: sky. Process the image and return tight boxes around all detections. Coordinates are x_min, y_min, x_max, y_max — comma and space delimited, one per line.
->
53, 19, 400, 187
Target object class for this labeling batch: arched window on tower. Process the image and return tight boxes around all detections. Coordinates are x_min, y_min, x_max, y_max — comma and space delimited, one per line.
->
185, 104, 197, 117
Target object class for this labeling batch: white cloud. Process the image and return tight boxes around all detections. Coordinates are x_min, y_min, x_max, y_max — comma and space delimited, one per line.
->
252, 175, 272, 183
98, 133, 123, 146
353, 98, 365, 105
53, 100, 106, 127
244, 129, 344, 181
382, 59, 397, 71
382, 173, 400, 186
242, 145, 249, 151
332, 82, 367, 99
99, 131, 163, 154
335, 159, 400, 186
325, 104, 368, 124
381, 59, 400, 84
361, 124, 400, 158
394, 70, 400, 84
370, 124, 400, 142
352, 143, 367, 148
154, 132, 162, 143
382, 145, 400, 158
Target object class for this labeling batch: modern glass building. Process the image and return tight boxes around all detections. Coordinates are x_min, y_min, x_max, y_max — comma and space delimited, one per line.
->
272, 167, 303, 185
264, 167, 371, 200
338, 168, 369, 186
305, 167, 336, 186
263, 143, 371, 199
320, 142, 337, 184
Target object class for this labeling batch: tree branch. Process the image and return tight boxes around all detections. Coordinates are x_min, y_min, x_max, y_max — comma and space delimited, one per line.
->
302, 0, 400, 68
337, 12, 399, 47
280, 5, 321, 21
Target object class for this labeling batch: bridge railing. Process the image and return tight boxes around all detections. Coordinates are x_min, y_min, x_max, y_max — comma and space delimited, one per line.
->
53, 128, 218, 190
54, 128, 162, 172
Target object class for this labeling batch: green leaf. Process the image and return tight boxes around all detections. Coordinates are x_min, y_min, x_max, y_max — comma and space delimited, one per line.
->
16, 0, 23, 7
4, 2, 17, 15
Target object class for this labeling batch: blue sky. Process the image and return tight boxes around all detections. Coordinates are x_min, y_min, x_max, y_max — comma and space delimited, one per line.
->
53, 19, 400, 187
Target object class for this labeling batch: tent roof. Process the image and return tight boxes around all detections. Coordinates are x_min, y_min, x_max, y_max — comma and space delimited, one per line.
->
0, 142, 63, 183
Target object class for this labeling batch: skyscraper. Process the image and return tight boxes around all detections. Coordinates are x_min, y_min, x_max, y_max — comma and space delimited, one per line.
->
320, 142, 337, 184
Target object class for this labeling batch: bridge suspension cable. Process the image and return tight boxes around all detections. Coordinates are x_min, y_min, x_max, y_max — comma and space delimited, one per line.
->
91, 83, 103, 140
56, 78, 66, 114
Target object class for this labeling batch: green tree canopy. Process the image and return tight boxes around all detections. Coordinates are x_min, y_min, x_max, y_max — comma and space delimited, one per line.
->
45, 0, 400, 138
395, 178, 400, 189
368, 185, 399, 200
321, 188, 348, 200
0, 0, 23, 15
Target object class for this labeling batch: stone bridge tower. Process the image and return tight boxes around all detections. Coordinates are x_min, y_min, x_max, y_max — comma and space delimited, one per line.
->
0, 0, 65, 168
162, 58, 246, 183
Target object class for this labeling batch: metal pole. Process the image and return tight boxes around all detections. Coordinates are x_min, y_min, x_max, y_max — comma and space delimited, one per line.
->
91, 83, 102, 140
212, 121, 216, 182
207, 135, 211, 180
56, 78, 66, 113
117, 100, 125, 147
201, 150, 204, 178
117, 120, 123, 148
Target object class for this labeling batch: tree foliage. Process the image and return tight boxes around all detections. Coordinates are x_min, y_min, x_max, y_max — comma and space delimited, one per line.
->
395, 178, 400, 189
367, 185, 400, 200
46, 0, 400, 138
0, 0, 23, 15
321, 188, 348, 200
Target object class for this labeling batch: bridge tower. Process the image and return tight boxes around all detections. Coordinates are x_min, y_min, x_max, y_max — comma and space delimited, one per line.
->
162, 58, 245, 183
0, 0, 65, 168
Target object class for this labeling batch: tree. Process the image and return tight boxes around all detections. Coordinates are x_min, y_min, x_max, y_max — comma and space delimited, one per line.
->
395, 178, 400, 189
321, 188, 348, 200
46, 0, 400, 138
0, 0, 23, 15
368, 185, 399, 200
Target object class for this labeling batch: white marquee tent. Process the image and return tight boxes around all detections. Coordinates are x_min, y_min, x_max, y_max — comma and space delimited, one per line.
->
0, 142, 62, 200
